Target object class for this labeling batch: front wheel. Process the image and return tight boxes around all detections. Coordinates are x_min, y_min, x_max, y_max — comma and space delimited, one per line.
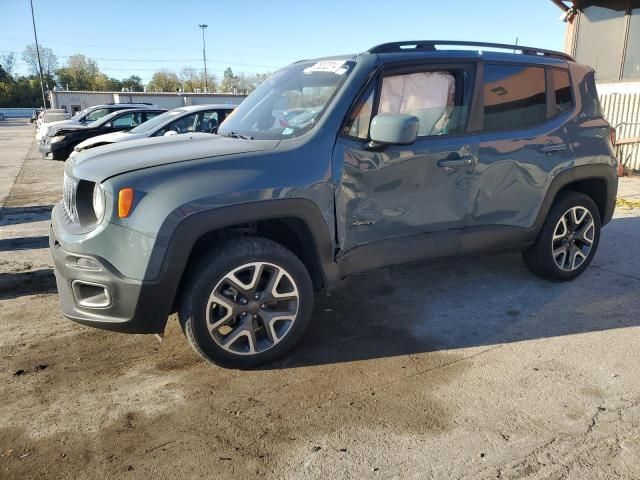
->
179, 236, 313, 369
522, 191, 601, 281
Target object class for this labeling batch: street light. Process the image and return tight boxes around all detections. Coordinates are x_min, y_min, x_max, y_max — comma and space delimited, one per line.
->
198, 24, 208, 93
29, 0, 47, 109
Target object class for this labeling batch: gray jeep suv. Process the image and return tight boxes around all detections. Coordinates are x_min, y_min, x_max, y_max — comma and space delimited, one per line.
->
50, 41, 619, 368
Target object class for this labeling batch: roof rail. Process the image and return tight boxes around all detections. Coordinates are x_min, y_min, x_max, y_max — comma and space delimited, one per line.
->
368, 40, 573, 61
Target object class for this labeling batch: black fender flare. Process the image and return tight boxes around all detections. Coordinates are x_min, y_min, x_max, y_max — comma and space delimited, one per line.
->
145, 198, 340, 320
532, 163, 617, 234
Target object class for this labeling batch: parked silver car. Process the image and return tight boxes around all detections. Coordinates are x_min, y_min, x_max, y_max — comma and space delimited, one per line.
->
73, 104, 236, 152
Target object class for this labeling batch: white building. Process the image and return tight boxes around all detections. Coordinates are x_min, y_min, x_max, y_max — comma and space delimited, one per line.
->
49, 91, 246, 115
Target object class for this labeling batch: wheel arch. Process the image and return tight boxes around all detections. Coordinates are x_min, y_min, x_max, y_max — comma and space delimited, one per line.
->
533, 164, 617, 234
147, 199, 340, 317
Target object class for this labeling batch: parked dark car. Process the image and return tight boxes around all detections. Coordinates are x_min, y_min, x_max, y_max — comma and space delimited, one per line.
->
40, 108, 166, 160
51, 41, 619, 368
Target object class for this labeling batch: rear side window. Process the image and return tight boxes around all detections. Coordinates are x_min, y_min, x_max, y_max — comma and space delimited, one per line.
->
552, 68, 573, 115
482, 64, 546, 132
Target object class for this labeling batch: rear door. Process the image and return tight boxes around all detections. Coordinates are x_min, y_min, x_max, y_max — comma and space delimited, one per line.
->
334, 62, 480, 255
472, 62, 575, 231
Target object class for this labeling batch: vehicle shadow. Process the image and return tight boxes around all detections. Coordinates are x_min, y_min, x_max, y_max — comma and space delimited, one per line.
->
266, 215, 640, 369
0, 205, 54, 225
0, 119, 33, 128
0, 269, 57, 300
0, 236, 49, 252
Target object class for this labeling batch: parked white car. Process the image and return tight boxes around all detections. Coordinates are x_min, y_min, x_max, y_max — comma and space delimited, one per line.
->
35, 110, 71, 140
73, 104, 236, 152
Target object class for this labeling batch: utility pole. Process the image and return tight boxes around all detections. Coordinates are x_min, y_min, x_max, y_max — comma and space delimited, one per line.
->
29, 0, 47, 109
198, 24, 208, 93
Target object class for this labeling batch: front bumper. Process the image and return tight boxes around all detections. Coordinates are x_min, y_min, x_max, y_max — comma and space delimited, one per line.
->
50, 221, 170, 334
39, 140, 67, 160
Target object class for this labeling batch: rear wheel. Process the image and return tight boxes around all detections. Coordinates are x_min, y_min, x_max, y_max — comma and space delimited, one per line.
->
178, 236, 313, 369
522, 191, 601, 281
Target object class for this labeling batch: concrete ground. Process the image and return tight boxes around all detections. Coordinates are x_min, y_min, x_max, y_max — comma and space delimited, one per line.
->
1, 119, 639, 479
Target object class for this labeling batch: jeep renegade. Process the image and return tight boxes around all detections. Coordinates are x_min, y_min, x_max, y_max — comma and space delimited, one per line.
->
50, 41, 619, 368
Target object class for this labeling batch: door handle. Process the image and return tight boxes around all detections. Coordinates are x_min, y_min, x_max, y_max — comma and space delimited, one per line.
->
437, 156, 473, 168
539, 143, 567, 154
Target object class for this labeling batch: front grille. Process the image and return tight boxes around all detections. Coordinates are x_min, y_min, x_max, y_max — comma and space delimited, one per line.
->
63, 171, 78, 222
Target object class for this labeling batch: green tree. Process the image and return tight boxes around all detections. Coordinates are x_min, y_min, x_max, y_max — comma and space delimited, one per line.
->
220, 67, 238, 93
121, 75, 143, 92
56, 54, 99, 90
147, 69, 180, 92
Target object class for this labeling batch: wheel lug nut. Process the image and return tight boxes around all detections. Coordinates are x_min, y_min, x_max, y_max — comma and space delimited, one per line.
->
241, 312, 247, 317
261, 304, 266, 309
254, 294, 260, 300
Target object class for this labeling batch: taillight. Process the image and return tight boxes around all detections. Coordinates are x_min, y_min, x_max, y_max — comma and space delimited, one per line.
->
610, 127, 617, 147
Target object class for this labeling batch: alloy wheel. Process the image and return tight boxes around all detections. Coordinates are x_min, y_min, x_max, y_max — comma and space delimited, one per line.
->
205, 262, 299, 355
551, 206, 595, 272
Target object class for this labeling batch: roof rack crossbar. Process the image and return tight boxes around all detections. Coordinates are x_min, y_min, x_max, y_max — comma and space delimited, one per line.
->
368, 40, 573, 61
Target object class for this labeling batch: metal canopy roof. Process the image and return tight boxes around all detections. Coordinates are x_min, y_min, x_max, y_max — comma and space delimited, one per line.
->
553, 0, 640, 10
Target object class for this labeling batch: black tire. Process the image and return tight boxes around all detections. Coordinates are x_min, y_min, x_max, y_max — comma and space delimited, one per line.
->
522, 191, 601, 281
178, 236, 314, 369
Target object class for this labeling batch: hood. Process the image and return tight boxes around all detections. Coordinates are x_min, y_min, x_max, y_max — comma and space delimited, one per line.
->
75, 131, 145, 151
53, 123, 96, 135
69, 133, 280, 182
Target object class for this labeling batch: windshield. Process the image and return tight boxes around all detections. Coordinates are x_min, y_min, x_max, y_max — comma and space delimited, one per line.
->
218, 59, 354, 140
129, 109, 186, 134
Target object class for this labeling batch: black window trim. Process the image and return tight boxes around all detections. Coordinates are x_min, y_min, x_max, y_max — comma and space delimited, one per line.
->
548, 66, 575, 120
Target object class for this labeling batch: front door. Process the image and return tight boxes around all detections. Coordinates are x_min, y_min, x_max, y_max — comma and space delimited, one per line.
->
334, 63, 479, 262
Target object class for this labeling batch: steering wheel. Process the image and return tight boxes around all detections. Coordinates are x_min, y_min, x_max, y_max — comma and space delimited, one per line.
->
171, 124, 183, 134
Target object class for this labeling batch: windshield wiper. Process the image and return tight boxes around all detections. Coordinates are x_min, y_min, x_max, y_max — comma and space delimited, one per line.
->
219, 131, 254, 140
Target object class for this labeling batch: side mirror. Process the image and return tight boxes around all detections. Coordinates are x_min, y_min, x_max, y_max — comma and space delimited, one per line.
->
104, 122, 112, 128
164, 130, 178, 136
368, 113, 419, 148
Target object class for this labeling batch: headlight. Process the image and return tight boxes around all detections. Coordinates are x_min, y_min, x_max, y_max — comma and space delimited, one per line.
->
92, 183, 105, 222
51, 135, 66, 143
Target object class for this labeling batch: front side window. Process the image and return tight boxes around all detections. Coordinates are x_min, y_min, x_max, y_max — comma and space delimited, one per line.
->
85, 108, 110, 122
218, 59, 354, 140
197, 111, 219, 132
552, 69, 573, 115
483, 64, 546, 132
378, 71, 465, 137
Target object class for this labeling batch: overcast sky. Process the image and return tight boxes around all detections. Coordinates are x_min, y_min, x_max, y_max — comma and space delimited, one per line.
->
0, 0, 567, 82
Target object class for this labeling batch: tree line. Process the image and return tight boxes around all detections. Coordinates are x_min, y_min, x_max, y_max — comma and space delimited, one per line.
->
0, 44, 272, 107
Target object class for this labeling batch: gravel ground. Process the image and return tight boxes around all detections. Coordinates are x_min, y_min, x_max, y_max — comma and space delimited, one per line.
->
1, 119, 639, 479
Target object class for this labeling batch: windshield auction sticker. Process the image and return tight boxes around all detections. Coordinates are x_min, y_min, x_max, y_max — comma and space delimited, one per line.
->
303, 60, 347, 74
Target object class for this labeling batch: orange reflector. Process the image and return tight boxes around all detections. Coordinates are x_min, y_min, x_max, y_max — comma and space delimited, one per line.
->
118, 188, 134, 218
